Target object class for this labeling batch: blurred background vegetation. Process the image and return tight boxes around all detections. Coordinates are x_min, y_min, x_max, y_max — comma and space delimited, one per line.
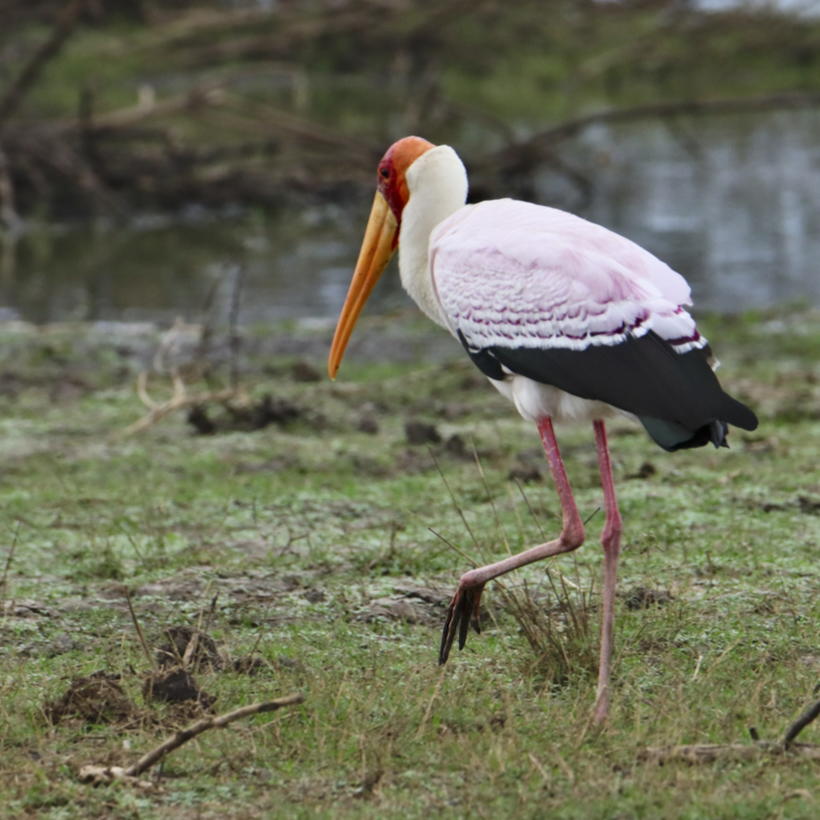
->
2, 0, 820, 221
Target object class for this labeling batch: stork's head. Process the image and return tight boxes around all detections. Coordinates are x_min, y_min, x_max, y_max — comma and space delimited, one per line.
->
375, 136, 435, 235
328, 136, 435, 379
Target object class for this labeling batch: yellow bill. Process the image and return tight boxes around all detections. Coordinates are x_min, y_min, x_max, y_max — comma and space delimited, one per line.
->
328, 190, 399, 379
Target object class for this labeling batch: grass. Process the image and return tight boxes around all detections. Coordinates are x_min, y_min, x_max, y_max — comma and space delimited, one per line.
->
0, 309, 819, 818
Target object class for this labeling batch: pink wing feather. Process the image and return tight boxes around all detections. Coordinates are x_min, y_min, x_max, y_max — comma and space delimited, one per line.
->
430, 199, 705, 353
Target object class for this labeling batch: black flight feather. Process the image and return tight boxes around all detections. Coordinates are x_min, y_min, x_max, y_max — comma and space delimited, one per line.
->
457, 330, 758, 452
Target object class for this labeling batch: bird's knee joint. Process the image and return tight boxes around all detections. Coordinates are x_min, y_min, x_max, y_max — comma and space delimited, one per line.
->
601, 518, 623, 547
458, 568, 482, 590
563, 525, 585, 552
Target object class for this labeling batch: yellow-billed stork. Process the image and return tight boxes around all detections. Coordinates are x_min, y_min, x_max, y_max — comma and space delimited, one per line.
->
328, 136, 758, 722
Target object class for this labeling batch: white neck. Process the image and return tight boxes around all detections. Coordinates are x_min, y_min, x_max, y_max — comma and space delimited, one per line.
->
398, 145, 468, 330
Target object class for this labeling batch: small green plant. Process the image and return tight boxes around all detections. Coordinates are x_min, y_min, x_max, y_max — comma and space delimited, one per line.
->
501, 570, 598, 688
80, 542, 125, 581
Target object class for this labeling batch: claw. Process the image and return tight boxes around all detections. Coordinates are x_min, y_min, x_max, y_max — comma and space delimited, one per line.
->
438, 581, 484, 665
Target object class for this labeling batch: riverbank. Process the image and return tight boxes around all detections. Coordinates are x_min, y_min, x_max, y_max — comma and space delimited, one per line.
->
1, 309, 819, 817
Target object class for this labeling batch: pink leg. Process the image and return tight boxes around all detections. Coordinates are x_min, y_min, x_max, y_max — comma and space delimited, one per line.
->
592, 419, 622, 723
439, 417, 585, 664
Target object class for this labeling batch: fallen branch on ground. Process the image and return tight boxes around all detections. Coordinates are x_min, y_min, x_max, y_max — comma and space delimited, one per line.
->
642, 693, 820, 764
79, 693, 305, 786
641, 741, 820, 764
118, 378, 246, 438
118, 275, 251, 438
784, 696, 820, 748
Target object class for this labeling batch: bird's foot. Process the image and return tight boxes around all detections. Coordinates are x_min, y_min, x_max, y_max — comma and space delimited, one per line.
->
439, 576, 485, 665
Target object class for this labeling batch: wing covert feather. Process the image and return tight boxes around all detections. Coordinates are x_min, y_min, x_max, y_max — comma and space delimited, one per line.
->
431, 199, 703, 353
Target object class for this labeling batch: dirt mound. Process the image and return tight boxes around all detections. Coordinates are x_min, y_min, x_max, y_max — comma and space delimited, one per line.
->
44, 674, 138, 727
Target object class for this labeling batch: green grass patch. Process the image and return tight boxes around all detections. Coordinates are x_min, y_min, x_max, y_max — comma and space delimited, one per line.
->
0, 311, 819, 818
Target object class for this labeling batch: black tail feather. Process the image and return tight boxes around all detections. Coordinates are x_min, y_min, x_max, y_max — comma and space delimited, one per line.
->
458, 330, 758, 451
638, 417, 731, 452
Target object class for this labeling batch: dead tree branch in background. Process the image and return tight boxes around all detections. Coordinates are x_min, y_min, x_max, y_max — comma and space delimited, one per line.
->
0, 0, 91, 134
0, 149, 21, 230
3, 0, 820, 216
45, 82, 227, 138
464, 89, 820, 204
477, 90, 820, 176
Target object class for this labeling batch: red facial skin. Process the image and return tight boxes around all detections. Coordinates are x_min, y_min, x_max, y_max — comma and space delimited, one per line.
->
376, 136, 435, 245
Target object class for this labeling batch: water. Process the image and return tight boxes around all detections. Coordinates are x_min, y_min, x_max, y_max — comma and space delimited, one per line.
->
566, 109, 820, 312
1, 109, 818, 326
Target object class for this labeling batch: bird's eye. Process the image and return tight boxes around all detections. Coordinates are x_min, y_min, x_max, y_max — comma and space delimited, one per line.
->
379, 168, 390, 179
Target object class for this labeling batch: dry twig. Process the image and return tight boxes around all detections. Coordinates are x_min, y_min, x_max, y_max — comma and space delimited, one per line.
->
642, 695, 820, 764
784, 697, 820, 748
180, 631, 200, 671
641, 741, 820, 764
79, 694, 305, 785
120, 283, 255, 437
124, 587, 159, 675
119, 383, 244, 437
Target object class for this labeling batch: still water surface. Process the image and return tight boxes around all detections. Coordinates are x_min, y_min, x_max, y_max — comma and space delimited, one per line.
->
1, 110, 818, 326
